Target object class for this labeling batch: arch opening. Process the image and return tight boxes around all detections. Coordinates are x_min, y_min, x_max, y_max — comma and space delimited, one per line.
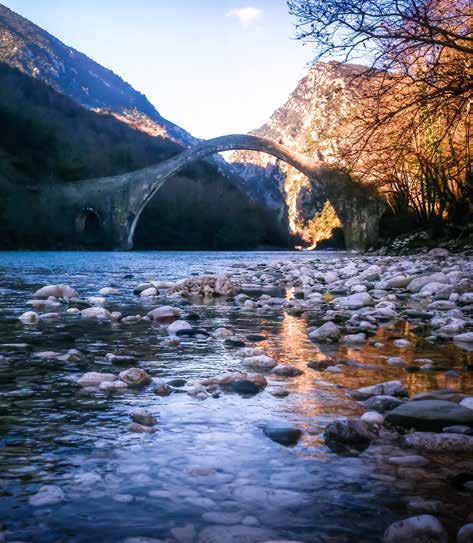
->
131, 172, 290, 250
75, 208, 103, 247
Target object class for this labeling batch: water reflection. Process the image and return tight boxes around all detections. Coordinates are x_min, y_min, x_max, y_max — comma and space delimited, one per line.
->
0, 252, 471, 542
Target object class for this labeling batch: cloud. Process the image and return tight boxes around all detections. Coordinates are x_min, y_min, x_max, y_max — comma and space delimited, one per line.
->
228, 7, 263, 28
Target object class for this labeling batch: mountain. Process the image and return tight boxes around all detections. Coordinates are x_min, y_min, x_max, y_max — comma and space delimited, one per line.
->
230, 61, 372, 247
0, 3, 290, 248
0, 3, 194, 146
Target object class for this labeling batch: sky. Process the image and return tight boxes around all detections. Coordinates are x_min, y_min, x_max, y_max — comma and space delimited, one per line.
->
3, 0, 315, 139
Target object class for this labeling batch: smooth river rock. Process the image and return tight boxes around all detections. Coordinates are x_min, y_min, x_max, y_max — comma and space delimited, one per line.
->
353, 380, 408, 400
78, 372, 117, 387
33, 284, 78, 299
29, 485, 65, 506
119, 368, 152, 387
262, 423, 302, 446
383, 515, 448, 543
402, 432, 473, 452
386, 400, 473, 431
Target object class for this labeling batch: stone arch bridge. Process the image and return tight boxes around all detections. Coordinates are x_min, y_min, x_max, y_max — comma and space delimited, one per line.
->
39, 134, 384, 250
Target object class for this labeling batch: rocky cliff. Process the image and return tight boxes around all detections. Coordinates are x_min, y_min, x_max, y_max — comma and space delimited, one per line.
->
229, 61, 371, 247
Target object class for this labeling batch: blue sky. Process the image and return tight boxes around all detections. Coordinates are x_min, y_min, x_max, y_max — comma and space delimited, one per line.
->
4, 0, 314, 138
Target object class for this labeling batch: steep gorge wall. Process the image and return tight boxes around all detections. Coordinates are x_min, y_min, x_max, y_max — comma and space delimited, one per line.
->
229, 61, 373, 247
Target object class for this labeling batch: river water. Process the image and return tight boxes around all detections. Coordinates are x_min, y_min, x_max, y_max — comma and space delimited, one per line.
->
0, 251, 472, 542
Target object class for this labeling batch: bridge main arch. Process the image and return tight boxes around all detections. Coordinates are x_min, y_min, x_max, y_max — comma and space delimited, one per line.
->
66, 134, 384, 250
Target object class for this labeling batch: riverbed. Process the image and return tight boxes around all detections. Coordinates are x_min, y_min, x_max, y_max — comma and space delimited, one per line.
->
0, 251, 472, 543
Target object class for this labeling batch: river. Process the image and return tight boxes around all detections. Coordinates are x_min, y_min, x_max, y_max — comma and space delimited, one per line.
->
0, 251, 472, 542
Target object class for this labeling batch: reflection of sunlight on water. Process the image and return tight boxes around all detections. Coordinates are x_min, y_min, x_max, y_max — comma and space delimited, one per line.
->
264, 309, 473, 421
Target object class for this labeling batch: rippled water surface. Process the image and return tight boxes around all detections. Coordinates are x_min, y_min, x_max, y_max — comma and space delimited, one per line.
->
0, 251, 472, 542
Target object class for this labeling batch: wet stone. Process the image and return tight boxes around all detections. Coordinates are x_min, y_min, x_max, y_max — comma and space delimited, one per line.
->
127, 423, 157, 434
386, 400, 473, 432
262, 423, 302, 446
232, 380, 261, 395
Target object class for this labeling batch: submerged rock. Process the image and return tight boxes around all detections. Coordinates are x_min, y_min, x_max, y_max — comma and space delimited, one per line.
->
262, 422, 302, 446
119, 368, 152, 387
231, 380, 261, 395
213, 327, 234, 338
29, 485, 65, 506
127, 423, 157, 434
19, 311, 39, 324
131, 409, 157, 427
382, 515, 448, 543
154, 383, 172, 396
271, 365, 303, 377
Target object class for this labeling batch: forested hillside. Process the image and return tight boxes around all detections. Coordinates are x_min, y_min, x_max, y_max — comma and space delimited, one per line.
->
0, 62, 286, 249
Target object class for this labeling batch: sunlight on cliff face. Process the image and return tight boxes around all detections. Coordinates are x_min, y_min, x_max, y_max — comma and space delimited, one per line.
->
303, 201, 342, 249
285, 166, 342, 249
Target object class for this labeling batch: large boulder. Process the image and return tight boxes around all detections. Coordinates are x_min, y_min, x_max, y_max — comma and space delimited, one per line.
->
386, 400, 473, 432
33, 284, 79, 299
383, 515, 448, 543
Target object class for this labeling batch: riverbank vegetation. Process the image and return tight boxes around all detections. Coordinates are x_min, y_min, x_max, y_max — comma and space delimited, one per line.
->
289, 0, 473, 237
